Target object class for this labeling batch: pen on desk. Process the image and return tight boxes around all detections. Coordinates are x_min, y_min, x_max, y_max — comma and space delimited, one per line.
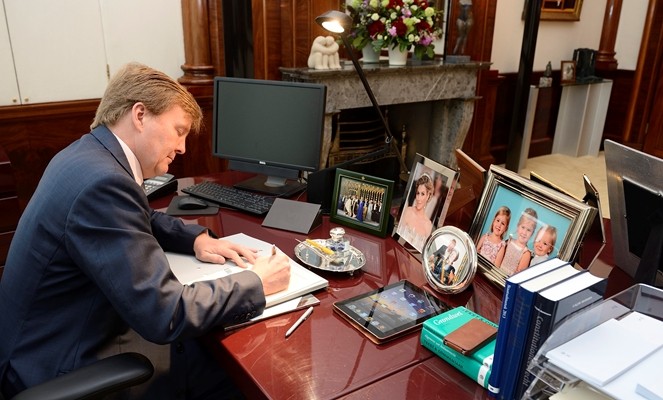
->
296, 238, 335, 256
285, 306, 314, 338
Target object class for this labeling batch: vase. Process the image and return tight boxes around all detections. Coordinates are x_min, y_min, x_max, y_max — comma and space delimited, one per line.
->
361, 44, 380, 63
388, 47, 408, 66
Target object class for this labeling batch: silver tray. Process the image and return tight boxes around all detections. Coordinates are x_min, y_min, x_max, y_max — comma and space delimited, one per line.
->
294, 239, 365, 275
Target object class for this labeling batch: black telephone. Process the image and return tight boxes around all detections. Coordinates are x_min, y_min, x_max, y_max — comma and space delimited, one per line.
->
143, 173, 178, 200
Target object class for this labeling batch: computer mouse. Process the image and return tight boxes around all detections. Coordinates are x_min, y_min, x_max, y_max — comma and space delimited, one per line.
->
177, 196, 208, 210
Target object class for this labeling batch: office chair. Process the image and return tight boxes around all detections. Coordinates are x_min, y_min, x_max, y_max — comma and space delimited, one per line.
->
2, 352, 154, 400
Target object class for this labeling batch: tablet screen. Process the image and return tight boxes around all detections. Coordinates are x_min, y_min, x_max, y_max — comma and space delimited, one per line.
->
333, 280, 450, 343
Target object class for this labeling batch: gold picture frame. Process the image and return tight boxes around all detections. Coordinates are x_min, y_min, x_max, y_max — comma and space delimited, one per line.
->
523, 0, 584, 22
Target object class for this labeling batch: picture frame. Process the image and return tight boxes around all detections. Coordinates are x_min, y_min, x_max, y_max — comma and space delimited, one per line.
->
561, 60, 576, 84
422, 225, 477, 294
468, 165, 597, 288
523, 0, 584, 21
394, 154, 459, 253
330, 168, 394, 238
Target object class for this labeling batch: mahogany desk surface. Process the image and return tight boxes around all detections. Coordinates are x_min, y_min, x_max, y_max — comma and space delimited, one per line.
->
151, 172, 624, 400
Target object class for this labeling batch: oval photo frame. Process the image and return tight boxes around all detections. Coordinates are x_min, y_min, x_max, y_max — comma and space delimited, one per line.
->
423, 226, 477, 294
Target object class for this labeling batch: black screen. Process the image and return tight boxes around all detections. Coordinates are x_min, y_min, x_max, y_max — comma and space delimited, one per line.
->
212, 77, 326, 195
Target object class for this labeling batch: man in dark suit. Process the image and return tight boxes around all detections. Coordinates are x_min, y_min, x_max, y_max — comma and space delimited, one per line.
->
0, 62, 291, 399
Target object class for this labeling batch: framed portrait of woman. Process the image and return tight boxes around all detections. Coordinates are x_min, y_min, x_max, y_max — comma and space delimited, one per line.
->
394, 154, 459, 253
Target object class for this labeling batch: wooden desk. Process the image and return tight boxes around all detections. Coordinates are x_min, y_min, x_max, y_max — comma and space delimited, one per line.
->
151, 172, 625, 400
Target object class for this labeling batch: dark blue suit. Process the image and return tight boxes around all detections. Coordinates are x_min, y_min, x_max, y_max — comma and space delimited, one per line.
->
0, 126, 264, 398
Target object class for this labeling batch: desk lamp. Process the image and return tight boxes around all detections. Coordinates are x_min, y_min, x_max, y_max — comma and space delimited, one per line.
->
315, 10, 409, 177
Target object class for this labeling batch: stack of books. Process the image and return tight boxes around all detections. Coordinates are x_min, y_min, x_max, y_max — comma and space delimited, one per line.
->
420, 306, 498, 389
487, 257, 607, 400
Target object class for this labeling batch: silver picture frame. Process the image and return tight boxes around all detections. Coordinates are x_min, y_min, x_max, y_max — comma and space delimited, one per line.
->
423, 225, 477, 294
469, 165, 597, 288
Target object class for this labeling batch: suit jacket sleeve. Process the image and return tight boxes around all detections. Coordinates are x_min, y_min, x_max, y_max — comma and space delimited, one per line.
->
66, 173, 265, 344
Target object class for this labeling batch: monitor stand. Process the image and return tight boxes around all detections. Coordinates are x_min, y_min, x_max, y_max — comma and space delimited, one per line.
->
234, 175, 306, 197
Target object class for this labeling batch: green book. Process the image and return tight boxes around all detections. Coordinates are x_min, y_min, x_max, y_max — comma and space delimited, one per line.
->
420, 328, 492, 389
422, 306, 497, 367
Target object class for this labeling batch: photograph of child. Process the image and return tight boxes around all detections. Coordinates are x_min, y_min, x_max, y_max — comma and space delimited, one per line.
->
475, 184, 573, 277
476, 206, 511, 264
429, 235, 464, 286
495, 207, 538, 275
530, 225, 557, 266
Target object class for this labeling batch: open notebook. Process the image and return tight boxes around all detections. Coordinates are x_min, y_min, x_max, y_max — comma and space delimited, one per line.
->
166, 233, 328, 308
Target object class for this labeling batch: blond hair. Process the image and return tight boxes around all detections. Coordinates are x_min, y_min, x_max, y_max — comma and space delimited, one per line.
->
91, 62, 202, 133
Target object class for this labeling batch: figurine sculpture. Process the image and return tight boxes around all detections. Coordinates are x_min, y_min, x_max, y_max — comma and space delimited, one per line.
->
307, 36, 341, 70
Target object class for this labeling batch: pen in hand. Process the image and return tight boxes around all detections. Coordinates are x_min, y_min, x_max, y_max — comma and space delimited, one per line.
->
271, 244, 276, 256
285, 306, 314, 338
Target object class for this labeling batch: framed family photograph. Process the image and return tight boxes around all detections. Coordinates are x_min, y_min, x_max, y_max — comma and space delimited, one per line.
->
561, 60, 576, 83
422, 226, 477, 294
330, 168, 394, 238
394, 154, 459, 253
468, 165, 597, 288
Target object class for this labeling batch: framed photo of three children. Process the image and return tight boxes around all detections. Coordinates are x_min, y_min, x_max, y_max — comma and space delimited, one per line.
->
469, 165, 597, 288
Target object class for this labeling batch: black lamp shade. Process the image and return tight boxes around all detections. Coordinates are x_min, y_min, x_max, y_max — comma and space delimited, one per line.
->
315, 10, 352, 34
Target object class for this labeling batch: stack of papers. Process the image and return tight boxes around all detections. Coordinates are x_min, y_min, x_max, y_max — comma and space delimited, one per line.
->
546, 311, 663, 399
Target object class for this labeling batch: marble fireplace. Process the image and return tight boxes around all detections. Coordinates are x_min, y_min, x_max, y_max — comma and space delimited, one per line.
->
280, 61, 488, 170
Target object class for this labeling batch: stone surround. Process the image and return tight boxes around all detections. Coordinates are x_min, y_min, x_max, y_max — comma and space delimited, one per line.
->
280, 60, 488, 169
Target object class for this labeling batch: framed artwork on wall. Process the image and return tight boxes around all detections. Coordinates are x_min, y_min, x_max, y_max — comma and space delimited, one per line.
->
523, 0, 584, 21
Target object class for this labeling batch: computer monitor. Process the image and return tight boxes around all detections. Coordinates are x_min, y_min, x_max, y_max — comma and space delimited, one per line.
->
212, 77, 326, 197
605, 140, 663, 287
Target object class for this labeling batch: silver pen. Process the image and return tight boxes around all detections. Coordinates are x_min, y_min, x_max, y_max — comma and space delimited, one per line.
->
285, 306, 314, 338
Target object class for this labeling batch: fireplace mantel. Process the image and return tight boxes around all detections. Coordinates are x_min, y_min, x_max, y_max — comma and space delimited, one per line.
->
280, 60, 489, 169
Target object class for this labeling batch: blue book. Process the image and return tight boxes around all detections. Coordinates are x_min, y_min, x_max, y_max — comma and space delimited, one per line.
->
498, 263, 581, 400
488, 257, 568, 397
512, 270, 607, 399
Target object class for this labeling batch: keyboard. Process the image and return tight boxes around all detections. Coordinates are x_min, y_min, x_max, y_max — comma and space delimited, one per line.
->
182, 181, 274, 215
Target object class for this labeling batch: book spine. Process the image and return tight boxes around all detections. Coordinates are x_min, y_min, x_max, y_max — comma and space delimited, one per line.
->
421, 329, 491, 389
513, 281, 606, 399
487, 279, 517, 397
514, 294, 556, 400
498, 287, 536, 400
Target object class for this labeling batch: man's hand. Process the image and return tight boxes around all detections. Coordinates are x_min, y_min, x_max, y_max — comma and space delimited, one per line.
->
251, 249, 291, 295
193, 232, 291, 295
193, 232, 258, 268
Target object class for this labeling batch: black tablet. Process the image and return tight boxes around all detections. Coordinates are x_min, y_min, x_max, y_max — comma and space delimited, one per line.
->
333, 280, 450, 344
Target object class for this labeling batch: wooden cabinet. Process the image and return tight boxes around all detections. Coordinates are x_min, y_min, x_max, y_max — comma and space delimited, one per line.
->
0, 4, 20, 106
1, 0, 108, 105
0, 0, 186, 106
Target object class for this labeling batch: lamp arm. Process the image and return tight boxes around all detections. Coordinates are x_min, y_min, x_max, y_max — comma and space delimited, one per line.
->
339, 33, 410, 175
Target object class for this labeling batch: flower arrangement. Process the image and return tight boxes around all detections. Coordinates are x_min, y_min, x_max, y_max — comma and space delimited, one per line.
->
345, 0, 443, 60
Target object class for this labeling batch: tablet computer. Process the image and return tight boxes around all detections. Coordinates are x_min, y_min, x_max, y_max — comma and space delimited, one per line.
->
333, 280, 450, 344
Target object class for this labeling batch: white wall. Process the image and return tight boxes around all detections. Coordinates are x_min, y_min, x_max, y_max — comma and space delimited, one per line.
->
0, 0, 185, 105
614, 0, 648, 71
491, 0, 648, 73
99, 0, 185, 79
